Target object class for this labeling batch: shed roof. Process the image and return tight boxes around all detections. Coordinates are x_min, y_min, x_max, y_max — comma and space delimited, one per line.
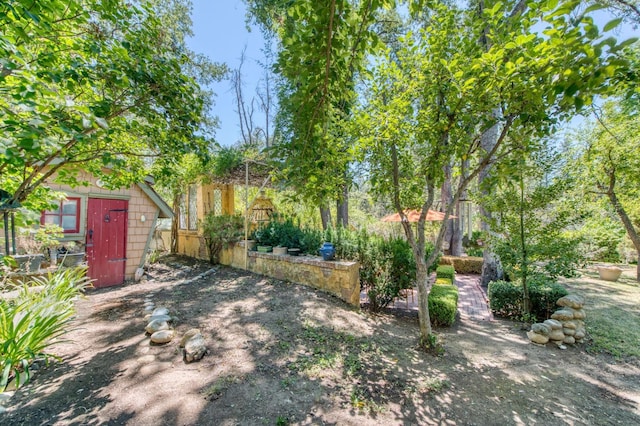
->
137, 181, 173, 219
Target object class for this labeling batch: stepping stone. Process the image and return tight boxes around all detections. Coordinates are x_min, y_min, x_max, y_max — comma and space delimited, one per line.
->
150, 330, 174, 344
145, 320, 170, 334
152, 307, 169, 316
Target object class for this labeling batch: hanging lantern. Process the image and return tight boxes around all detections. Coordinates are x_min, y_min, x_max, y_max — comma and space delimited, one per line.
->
249, 193, 275, 223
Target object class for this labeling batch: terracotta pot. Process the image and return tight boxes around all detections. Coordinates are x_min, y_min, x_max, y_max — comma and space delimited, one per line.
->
597, 266, 622, 282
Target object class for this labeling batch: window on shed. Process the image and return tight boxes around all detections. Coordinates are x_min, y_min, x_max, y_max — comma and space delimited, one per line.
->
188, 185, 198, 230
213, 188, 222, 216
179, 192, 187, 230
41, 198, 81, 233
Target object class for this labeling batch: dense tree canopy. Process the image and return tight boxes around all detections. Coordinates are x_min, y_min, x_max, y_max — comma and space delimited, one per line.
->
0, 0, 224, 212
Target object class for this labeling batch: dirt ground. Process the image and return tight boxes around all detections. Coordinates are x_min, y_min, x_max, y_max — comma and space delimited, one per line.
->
2, 255, 639, 425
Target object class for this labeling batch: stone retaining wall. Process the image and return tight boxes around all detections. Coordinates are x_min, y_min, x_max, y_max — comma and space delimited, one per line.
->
220, 244, 360, 307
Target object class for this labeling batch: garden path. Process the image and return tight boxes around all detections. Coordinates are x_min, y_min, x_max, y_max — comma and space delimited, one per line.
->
388, 274, 493, 321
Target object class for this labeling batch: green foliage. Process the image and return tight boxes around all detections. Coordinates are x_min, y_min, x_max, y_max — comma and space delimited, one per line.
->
0, 266, 92, 392
252, 216, 323, 255
428, 283, 459, 327
440, 256, 484, 274
200, 214, 244, 264
322, 227, 428, 312
211, 146, 245, 178
436, 265, 455, 281
487, 277, 569, 322
0, 0, 224, 212
435, 277, 453, 285
568, 99, 640, 274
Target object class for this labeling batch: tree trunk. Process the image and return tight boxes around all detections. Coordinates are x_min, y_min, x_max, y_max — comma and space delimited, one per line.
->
441, 163, 454, 254
170, 193, 180, 254
320, 205, 332, 231
415, 261, 432, 341
336, 183, 349, 228
450, 202, 463, 256
606, 187, 640, 281
479, 111, 504, 287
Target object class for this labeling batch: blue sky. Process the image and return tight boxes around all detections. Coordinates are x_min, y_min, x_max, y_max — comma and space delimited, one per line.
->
186, 1, 266, 147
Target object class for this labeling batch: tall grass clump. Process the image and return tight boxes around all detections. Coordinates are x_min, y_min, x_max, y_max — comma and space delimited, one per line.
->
0, 266, 92, 391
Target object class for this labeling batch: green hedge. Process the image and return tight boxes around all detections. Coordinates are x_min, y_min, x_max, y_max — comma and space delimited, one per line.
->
429, 283, 458, 326
440, 256, 484, 274
436, 265, 455, 281
435, 277, 452, 285
487, 277, 568, 321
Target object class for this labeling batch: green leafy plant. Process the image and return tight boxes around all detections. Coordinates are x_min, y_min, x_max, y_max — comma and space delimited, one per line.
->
200, 214, 244, 264
428, 283, 459, 326
436, 265, 455, 281
0, 266, 92, 392
440, 256, 484, 274
487, 276, 568, 322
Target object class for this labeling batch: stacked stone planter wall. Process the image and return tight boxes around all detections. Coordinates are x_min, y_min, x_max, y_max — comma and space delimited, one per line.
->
527, 295, 586, 348
220, 244, 360, 307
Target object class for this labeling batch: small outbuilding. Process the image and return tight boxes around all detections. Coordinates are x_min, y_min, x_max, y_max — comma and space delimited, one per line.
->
42, 170, 173, 287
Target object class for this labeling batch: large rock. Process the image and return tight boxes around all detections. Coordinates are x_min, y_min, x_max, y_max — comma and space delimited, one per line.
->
571, 308, 586, 320
563, 327, 576, 336
557, 295, 584, 309
531, 323, 551, 336
180, 328, 201, 347
548, 329, 565, 341
152, 307, 169, 316
563, 320, 577, 330
574, 328, 586, 340
145, 320, 170, 334
150, 329, 175, 344
543, 319, 563, 330
527, 331, 549, 344
184, 333, 207, 362
563, 335, 576, 344
551, 309, 574, 321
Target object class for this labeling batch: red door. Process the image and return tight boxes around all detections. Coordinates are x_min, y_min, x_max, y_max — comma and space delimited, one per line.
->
86, 198, 128, 288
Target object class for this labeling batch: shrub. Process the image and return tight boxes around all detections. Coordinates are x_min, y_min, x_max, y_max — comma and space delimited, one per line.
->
440, 256, 484, 274
429, 283, 458, 326
435, 277, 452, 285
0, 267, 92, 392
436, 265, 455, 281
487, 277, 568, 321
201, 213, 244, 264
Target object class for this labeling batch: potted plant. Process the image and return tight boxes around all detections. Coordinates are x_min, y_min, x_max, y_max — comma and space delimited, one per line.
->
34, 224, 64, 266
58, 242, 85, 267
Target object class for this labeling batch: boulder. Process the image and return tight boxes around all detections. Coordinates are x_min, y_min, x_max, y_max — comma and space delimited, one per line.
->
563, 327, 576, 336
551, 309, 574, 321
148, 314, 172, 323
531, 323, 551, 336
557, 295, 584, 309
543, 319, 563, 330
150, 329, 175, 344
184, 334, 207, 362
574, 328, 586, 340
563, 320, 577, 330
527, 331, 549, 345
549, 329, 565, 341
571, 308, 586, 320
563, 335, 576, 344
145, 320, 170, 334
180, 328, 201, 347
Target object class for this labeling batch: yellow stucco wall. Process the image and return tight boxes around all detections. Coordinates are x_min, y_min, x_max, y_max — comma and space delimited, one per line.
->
176, 183, 235, 259
220, 244, 360, 307
45, 170, 160, 280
